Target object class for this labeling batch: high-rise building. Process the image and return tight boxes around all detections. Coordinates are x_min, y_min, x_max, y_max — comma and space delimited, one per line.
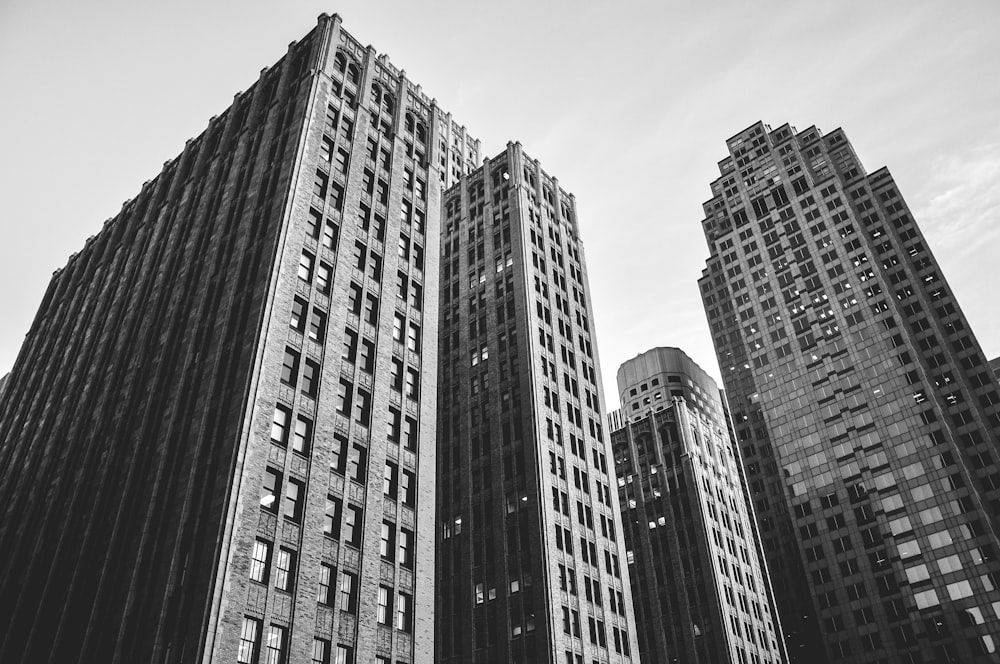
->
699, 121, 1000, 663
0, 14, 479, 664
435, 143, 639, 664
610, 346, 785, 664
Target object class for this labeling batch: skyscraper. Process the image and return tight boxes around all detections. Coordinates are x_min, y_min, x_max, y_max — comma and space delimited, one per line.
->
700, 121, 1000, 663
0, 14, 478, 664
435, 143, 639, 664
610, 346, 785, 664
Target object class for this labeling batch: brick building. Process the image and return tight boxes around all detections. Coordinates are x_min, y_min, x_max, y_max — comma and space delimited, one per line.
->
611, 347, 785, 664
700, 121, 1000, 662
434, 143, 640, 664
0, 14, 477, 664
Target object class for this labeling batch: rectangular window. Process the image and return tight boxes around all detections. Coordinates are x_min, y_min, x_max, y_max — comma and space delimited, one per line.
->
299, 251, 315, 282
302, 359, 320, 397
405, 368, 419, 400
380, 520, 396, 559
359, 338, 375, 373
404, 416, 418, 451
263, 624, 286, 664
388, 407, 401, 442
323, 221, 339, 251
274, 548, 295, 592
284, 478, 304, 523
334, 645, 353, 664
308, 309, 327, 343
313, 170, 328, 198
383, 462, 398, 499
250, 539, 271, 583
398, 528, 414, 569
261, 468, 281, 513
339, 571, 358, 612
318, 563, 335, 605
292, 416, 312, 456
345, 504, 363, 547
364, 294, 379, 324
324, 496, 342, 538
280, 349, 299, 387
331, 433, 347, 475
396, 591, 413, 632
312, 638, 330, 664
238, 617, 261, 664
401, 469, 416, 507
316, 262, 332, 294
271, 405, 291, 445
290, 297, 307, 331
407, 323, 420, 354
378, 585, 393, 624
348, 444, 367, 483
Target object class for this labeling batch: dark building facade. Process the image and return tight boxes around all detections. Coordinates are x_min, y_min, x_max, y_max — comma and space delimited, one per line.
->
699, 121, 1000, 663
435, 144, 639, 664
611, 347, 785, 664
0, 14, 478, 664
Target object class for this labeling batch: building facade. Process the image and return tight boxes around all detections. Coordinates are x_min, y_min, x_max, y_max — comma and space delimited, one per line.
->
435, 143, 639, 664
699, 121, 1000, 662
0, 14, 478, 664
611, 347, 785, 664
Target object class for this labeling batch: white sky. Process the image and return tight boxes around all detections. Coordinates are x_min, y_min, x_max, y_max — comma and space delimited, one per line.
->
1, 0, 998, 410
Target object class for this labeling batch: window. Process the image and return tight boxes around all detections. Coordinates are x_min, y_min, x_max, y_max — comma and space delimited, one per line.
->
339, 571, 358, 612
348, 444, 367, 483
397, 592, 413, 632
323, 221, 339, 251
398, 528, 414, 569
302, 359, 320, 397
313, 170, 328, 198
364, 293, 379, 324
405, 368, 420, 400
292, 416, 312, 456
250, 539, 272, 583
404, 416, 418, 451
345, 504, 363, 547
334, 645, 353, 664
316, 262, 332, 294
299, 251, 315, 282
378, 585, 393, 624
271, 405, 291, 445
318, 563, 335, 605
238, 617, 261, 664
388, 407, 401, 443
280, 349, 299, 387
384, 461, 398, 499
407, 323, 421, 354
274, 548, 295, 591
312, 639, 330, 664
331, 433, 347, 475
263, 625, 286, 664
401, 469, 416, 507
261, 468, 281, 513
324, 496, 342, 538
284, 478, 304, 523
290, 297, 307, 331
380, 521, 396, 559
308, 309, 327, 343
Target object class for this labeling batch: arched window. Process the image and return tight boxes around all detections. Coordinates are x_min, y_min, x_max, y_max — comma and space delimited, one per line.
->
370, 83, 382, 107
347, 63, 360, 86
415, 123, 427, 145
382, 93, 395, 116
334, 52, 347, 74
404, 113, 415, 134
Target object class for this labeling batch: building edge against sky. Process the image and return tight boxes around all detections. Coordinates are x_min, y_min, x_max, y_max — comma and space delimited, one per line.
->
700, 121, 1000, 662
435, 143, 640, 663
0, 13, 480, 664
611, 347, 786, 664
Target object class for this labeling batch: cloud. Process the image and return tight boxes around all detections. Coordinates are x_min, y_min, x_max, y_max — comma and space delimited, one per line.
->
918, 143, 1000, 256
